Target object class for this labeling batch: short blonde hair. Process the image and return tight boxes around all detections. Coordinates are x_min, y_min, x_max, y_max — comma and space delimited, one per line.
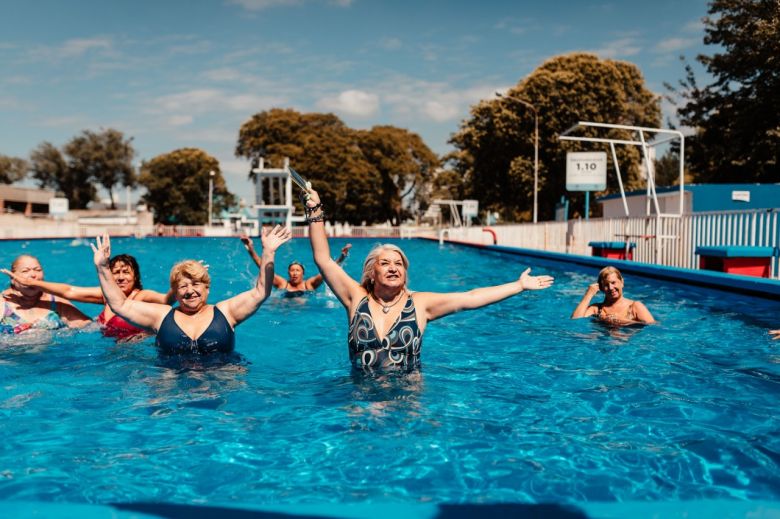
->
169, 260, 210, 290
597, 266, 623, 289
360, 244, 410, 291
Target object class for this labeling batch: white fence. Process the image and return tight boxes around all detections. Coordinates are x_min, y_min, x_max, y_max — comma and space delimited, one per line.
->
4, 210, 777, 278
443, 209, 780, 279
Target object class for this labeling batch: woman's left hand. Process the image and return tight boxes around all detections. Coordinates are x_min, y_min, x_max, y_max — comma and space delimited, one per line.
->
260, 225, 292, 253
90, 232, 111, 267
519, 268, 554, 291
0, 268, 26, 286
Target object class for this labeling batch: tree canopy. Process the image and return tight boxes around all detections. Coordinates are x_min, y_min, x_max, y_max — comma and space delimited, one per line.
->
139, 148, 236, 225
235, 108, 438, 224
449, 53, 661, 221
64, 129, 136, 209
28, 128, 137, 209
670, 0, 779, 183
0, 155, 28, 184
29, 142, 96, 208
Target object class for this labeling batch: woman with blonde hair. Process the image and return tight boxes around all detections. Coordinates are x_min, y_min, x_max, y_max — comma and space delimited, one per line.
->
91, 226, 291, 355
302, 187, 555, 372
571, 266, 655, 325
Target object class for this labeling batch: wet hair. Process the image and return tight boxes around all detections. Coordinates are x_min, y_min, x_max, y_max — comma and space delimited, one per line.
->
288, 261, 305, 274
11, 254, 40, 272
109, 254, 143, 290
169, 260, 210, 291
597, 266, 624, 290
8, 254, 42, 288
360, 244, 409, 291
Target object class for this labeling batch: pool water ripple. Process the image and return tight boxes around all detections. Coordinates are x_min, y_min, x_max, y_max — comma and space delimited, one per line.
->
1, 237, 780, 505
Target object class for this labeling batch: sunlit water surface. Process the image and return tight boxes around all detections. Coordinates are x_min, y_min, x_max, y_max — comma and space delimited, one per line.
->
1, 237, 779, 506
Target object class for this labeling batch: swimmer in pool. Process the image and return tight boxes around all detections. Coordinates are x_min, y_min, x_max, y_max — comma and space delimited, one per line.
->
1, 254, 91, 334
241, 234, 351, 297
3, 254, 173, 340
92, 226, 291, 355
570, 266, 655, 325
301, 186, 555, 372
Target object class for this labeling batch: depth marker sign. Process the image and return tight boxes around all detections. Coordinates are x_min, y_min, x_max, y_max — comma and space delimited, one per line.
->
566, 152, 607, 192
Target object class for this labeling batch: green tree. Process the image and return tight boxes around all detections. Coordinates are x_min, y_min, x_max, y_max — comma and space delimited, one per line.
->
139, 148, 236, 225
237, 108, 437, 224
356, 126, 439, 224
64, 129, 136, 209
669, 0, 779, 183
29, 142, 96, 208
0, 155, 28, 184
450, 53, 661, 221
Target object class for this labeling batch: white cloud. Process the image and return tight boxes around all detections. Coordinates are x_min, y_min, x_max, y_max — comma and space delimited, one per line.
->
588, 37, 642, 58
316, 89, 379, 117
227, 0, 302, 11
59, 37, 113, 58
227, 0, 352, 10
151, 88, 283, 116
379, 37, 402, 51
654, 37, 698, 53
36, 115, 92, 128
380, 80, 498, 124
167, 115, 194, 126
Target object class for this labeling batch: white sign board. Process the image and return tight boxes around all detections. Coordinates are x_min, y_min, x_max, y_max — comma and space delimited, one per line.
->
48, 197, 69, 217
731, 190, 750, 202
461, 199, 479, 219
566, 152, 607, 191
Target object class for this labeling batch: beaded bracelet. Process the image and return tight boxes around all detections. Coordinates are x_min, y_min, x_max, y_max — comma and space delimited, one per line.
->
304, 202, 322, 216
306, 211, 326, 223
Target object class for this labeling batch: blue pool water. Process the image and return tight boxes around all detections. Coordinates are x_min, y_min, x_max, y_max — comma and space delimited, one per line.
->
1, 237, 779, 509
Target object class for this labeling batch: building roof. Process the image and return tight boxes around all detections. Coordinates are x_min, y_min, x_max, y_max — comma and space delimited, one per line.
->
0, 185, 58, 204
596, 184, 780, 211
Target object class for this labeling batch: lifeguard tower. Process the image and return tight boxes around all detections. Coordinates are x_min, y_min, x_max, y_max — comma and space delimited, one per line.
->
249, 157, 305, 228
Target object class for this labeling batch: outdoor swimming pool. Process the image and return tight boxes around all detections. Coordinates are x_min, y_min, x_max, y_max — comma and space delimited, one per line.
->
1, 237, 779, 511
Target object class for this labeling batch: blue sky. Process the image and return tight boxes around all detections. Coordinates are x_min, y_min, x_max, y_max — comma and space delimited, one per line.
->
0, 0, 713, 204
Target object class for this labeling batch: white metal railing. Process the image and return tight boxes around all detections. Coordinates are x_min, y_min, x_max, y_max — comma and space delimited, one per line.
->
441, 209, 780, 279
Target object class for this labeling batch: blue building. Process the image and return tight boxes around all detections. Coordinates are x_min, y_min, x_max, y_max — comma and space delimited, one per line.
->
597, 184, 780, 217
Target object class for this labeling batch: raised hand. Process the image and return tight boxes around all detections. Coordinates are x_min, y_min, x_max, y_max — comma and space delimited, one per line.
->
0, 268, 26, 286
341, 243, 352, 257
302, 187, 321, 209
519, 268, 554, 291
90, 232, 111, 268
260, 225, 292, 253
239, 232, 254, 252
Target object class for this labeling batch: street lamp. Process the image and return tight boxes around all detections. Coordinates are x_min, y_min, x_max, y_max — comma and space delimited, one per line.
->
496, 92, 539, 223
208, 170, 215, 227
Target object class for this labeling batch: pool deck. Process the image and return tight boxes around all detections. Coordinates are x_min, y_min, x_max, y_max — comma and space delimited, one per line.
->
427, 237, 780, 300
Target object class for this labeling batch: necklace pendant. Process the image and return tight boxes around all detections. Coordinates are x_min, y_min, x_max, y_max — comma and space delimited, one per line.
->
382, 306, 390, 314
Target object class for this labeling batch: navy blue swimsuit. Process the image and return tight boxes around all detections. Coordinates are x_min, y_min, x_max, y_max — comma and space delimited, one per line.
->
347, 294, 423, 372
156, 306, 235, 355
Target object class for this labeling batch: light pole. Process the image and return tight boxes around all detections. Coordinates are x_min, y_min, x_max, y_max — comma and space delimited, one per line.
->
496, 92, 539, 223
208, 170, 215, 227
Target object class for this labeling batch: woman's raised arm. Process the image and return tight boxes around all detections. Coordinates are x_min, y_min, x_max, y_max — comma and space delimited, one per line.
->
304, 189, 361, 307
1, 269, 104, 304
219, 225, 291, 326
91, 233, 168, 330
416, 268, 554, 324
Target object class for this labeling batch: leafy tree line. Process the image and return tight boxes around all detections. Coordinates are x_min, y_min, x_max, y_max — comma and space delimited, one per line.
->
2, 0, 774, 224
235, 109, 439, 224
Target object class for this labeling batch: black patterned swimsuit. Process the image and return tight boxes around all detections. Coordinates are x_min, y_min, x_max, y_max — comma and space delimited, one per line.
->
347, 294, 423, 372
